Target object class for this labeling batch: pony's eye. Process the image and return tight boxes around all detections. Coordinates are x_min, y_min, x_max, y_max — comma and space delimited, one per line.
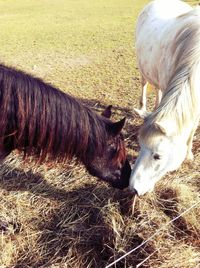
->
153, 153, 161, 160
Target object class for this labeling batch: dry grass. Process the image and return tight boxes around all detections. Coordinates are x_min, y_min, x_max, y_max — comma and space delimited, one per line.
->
0, 0, 200, 267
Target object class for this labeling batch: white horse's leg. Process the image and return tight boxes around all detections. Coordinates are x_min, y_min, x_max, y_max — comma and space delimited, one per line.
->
134, 76, 149, 118
140, 76, 147, 110
155, 89, 162, 109
186, 117, 200, 160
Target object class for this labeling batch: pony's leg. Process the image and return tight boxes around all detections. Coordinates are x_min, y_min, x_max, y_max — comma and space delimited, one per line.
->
134, 76, 149, 118
186, 117, 200, 160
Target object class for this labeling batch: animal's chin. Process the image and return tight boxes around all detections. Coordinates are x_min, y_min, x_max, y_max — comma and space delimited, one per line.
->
88, 170, 128, 190
87, 159, 131, 190
110, 161, 132, 189
87, 168, 111, 185
96, 174, 125, 189
110, 179, 128, 190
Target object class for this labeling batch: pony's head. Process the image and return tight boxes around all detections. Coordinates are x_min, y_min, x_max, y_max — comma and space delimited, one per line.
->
129, 120, 188, 195
86, 106, 131, 190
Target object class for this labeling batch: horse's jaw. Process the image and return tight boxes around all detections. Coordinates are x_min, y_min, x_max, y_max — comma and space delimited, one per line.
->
128, 149, 157, 196
129, 171, 162, 196
129, 136, 188, 196
129, 161, 169, 196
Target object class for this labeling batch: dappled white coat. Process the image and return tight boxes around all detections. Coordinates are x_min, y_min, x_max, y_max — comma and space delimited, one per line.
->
130, 0, 200, 195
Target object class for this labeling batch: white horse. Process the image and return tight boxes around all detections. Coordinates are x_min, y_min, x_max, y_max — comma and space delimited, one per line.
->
130, 0, 200, 195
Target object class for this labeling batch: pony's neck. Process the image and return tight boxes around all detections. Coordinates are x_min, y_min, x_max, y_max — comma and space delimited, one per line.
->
0, 63, 110, 163
73, 105, 110, 163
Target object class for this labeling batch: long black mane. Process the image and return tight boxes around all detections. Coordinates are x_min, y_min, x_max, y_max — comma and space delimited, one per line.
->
0, 64, 111, 164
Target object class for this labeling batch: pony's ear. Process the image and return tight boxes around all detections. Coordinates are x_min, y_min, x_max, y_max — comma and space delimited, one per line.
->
101, 105, 112, 118
109, 117, 126, 136
154, 120, 175, 136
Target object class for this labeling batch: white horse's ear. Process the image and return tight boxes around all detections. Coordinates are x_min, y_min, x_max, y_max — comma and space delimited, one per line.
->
154, 121, 175, 136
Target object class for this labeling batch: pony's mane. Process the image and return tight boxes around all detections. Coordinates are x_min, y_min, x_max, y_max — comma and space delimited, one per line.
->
0, 64, 113, 164
140, 7, 200, 139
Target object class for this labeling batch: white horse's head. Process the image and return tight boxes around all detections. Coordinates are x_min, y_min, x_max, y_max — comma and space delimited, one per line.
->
129, 121, 188, 195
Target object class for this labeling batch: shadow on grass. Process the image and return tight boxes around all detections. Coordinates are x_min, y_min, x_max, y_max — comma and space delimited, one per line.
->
157, 188, 200, 245
0, 164, 150, 268
78, 97, 134, 116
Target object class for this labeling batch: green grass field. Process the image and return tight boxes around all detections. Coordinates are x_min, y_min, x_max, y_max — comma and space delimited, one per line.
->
0, 0, 148, 107
0, 0, 200, 267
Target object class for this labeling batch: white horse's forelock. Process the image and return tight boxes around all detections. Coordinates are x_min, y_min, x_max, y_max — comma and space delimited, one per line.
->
140, 7, 200, 140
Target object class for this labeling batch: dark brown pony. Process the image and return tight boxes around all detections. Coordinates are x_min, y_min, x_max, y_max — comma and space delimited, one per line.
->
0, 64, 131, 189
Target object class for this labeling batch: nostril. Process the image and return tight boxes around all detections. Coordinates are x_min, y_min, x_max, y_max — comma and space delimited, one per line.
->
115, 170, 121, 175
114, 170, 121, 178
133, 188, 138, 196
129, 186, 138, 195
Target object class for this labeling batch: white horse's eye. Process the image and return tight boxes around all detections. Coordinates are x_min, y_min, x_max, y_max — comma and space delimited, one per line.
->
153, 154, 161, 160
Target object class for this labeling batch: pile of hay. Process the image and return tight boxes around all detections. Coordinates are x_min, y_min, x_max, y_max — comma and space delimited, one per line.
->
0, 114, 199, 267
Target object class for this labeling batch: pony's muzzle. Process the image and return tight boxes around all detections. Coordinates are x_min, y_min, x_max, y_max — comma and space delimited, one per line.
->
111, 159, 131, 190
131, 188, 138, 196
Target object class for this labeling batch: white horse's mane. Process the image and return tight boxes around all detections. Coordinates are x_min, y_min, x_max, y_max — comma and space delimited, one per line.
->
140, 7, 200, 139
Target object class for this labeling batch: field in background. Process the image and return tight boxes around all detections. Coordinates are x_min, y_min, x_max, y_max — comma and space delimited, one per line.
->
0, 0, 199, 267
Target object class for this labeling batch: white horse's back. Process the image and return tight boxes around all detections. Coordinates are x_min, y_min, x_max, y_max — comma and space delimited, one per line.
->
142, 0, 192, 19
136, 0, 193, 89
